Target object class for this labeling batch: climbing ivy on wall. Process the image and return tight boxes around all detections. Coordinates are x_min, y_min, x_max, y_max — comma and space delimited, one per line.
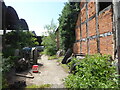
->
58, 2, 80, 51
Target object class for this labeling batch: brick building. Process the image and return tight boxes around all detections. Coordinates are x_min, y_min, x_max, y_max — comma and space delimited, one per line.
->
73, 0, 120, 58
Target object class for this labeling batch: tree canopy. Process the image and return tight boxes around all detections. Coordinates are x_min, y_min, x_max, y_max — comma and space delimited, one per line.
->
3, 30, 39, 57
42, 20, 57, 55
58, 2, 80, 51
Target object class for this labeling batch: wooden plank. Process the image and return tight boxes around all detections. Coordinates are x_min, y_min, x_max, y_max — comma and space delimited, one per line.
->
16, 73, 34, 78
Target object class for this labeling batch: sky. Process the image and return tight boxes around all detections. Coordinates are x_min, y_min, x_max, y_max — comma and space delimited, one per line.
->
4, 0, 67, 36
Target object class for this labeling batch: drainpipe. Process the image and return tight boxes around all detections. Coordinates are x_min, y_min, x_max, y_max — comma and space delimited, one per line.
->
0, 1, 2, 90
113, 0, 120, 87
0, 3, 1, 35
95, 0, 100, 53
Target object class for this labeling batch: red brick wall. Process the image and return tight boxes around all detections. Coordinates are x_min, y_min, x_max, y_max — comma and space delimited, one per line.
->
81, 24, 86, 38
73, 1, 114, 56
88, 18, 96, 36
88, 1, 96, 18
89, 39, 97, 54
75, 27, 80, 40
73, 42, 80, 54
100, 35, 114, 55
81, 7, 86, 23
98, 9, 113, 34
81, 41, 87, 54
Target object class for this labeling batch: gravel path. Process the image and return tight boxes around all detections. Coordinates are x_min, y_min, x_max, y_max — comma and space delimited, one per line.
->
26, 55, 69, 88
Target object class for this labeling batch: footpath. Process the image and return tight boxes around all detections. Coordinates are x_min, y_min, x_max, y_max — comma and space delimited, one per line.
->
25, 55, 69, 88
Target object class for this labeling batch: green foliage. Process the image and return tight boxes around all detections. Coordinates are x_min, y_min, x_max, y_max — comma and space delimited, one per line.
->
26, 84, 52, 88
58, 2, 80, 51
2, 56, 18, 88
48, 55, 58, 60
2, 30, 39, 89
42, 20, 57, 56
5, 31, 38, 48
39, 51, 45, 55
3, 31, 39, 58
56, 56, 64, 63
2, 77, 9, 89
42, 35, 56, 55
61, 64, 70, 73
65, 54, 118, 88
2, 56, 18, 73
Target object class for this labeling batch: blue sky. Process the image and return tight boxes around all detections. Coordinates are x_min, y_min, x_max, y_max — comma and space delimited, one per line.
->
4, 0, 67, 36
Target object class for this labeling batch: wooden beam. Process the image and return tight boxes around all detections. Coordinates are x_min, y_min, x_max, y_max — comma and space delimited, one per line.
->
16, 73, 34, 78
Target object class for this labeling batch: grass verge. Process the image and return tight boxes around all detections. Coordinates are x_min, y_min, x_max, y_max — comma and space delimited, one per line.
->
48, 55, 58, 60
56, 56, 70, 73
26, 84, 52, 88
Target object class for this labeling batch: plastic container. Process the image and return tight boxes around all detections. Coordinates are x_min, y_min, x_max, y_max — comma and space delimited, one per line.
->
32, 65, 38, 73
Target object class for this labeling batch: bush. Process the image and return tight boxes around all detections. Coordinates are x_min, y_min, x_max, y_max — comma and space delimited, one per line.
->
3, 31, 39, 58
2, 77, 9, 89
2, 56, 18, 89
2, 56, 18, 73
64, 54, 118, 88
2, 47, 15, 58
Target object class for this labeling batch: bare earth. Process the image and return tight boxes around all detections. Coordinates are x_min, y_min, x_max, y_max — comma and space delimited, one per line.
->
25, 55, 69, 88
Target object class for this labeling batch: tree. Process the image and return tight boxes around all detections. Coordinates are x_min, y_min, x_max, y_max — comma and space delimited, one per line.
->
42, 20, 57, 55
58, 2, 80, 51
3, 30, 39, 58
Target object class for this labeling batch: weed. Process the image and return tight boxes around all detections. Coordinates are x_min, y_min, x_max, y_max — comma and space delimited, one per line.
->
26, 84, 52, 88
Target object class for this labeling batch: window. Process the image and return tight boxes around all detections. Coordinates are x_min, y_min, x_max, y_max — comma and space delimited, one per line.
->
99, 2, 112, 11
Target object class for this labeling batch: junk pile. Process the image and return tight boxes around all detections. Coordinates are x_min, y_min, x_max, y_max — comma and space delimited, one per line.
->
15, 47, 39, 72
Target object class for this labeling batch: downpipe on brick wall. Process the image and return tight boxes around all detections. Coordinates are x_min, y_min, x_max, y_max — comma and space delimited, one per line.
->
113, 0, 120, 87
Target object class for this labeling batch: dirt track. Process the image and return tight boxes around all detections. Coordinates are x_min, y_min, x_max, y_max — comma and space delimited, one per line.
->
25, 55, 69, 88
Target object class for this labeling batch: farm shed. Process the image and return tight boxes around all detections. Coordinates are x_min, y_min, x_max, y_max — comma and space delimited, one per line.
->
73, 0, 120, 59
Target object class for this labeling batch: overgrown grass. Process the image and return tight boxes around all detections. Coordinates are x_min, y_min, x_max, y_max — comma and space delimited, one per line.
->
61, 64, 69, 73
26, 84, 52, 88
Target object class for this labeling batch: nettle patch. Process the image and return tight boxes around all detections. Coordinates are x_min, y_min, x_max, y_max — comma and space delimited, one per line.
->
64, 54, 118, 88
